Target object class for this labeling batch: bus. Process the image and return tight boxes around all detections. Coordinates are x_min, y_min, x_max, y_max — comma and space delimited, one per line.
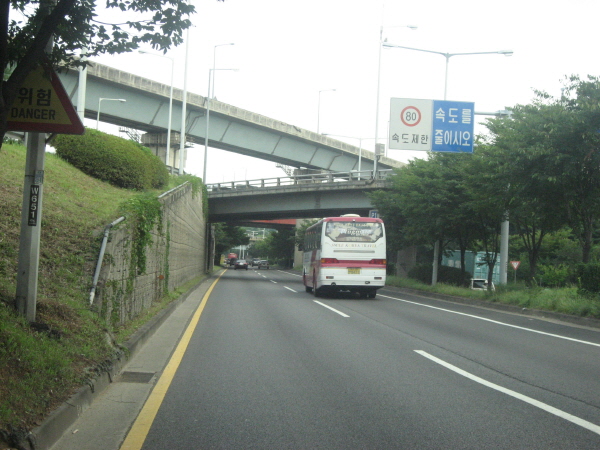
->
302, 215, 386, 298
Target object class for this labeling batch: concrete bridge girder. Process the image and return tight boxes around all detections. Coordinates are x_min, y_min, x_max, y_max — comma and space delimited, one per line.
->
58, 62, 404, 173
207, 181, 388, 222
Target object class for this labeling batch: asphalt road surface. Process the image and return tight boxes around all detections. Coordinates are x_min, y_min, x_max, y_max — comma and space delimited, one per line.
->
127, 268, 600, 449
48, 267, 600, 450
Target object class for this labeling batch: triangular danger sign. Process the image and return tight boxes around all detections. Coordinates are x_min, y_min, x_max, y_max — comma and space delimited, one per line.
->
8, 63, 84, 134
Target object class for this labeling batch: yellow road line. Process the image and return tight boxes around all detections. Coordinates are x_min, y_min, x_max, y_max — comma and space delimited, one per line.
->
119, 272, 224, 450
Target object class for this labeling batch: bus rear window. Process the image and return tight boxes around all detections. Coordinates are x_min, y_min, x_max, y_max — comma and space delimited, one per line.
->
324, 221, 384, 243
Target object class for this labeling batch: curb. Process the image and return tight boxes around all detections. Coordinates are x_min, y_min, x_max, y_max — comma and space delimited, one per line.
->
19, 274, 215, 450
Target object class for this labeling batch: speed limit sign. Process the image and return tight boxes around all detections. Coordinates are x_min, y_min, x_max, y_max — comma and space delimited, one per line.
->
401, 106, 422, 127
390, 98, 433, 151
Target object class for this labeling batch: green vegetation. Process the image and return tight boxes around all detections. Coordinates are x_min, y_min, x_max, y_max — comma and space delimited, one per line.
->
385, 276, 600, 319
370, 76, 600, 289
53, 129, 169, 190
2, 0, 196, 143
0, 142, 138, 433
0, 140, 205, 439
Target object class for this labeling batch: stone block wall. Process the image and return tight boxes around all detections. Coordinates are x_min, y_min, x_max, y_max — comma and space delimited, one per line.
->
94, 182, 206, 327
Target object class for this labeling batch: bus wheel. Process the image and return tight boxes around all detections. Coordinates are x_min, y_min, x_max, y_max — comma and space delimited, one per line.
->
367, 292, 377, 299
305, 285, 313, 293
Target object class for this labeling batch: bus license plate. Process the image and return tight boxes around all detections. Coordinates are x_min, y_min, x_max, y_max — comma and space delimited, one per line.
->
348, 268, 361, 274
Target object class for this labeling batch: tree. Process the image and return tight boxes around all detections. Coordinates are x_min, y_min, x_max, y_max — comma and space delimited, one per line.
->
482, 105, 567, 279
484, 76, 600, 264
1, 0, 218, 144
370, 153, 480, 283
263, 228, 295, 267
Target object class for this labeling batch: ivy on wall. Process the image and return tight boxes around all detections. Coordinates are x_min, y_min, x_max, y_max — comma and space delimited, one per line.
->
119, 192, 164, 276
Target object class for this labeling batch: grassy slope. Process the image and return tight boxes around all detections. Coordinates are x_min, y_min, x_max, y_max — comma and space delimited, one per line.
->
0, 143, 138, 433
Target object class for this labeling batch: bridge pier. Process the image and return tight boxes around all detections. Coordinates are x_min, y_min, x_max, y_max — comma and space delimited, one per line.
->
141, 131, 187, 174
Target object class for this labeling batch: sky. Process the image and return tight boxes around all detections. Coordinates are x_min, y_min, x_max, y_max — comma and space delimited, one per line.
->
88, 0, 600, 184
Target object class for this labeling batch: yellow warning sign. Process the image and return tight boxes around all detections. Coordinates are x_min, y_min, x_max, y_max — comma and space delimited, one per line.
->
8, 63, 84, 134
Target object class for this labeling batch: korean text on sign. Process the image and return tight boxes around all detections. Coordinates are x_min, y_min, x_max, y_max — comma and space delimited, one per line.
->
431, 100, 475, 153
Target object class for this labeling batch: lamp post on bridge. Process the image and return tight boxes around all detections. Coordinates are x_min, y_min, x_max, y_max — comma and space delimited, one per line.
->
203, 43, 235, 183
317, 89, 336, 134
323, 134, 376, 179
96, 98, 126, 130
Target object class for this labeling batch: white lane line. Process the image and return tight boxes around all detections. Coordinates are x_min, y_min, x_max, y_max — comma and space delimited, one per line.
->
379, 294, 600, 348
270, 280, 278, 284
278, 270, 302, 277
284, 286, 297, 293
415, 350, 600, 436
313, 300, 350, 318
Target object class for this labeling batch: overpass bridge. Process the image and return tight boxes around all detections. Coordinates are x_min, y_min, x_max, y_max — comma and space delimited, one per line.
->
207, 169, 392, 223
58, 62, 404, 175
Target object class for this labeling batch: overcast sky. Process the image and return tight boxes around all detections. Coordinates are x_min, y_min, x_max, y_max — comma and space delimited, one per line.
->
91, 0, 600, 183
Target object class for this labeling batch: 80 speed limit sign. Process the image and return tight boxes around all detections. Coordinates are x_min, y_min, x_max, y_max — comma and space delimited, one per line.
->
400, 106, 422, 127
390, 98, 433, 150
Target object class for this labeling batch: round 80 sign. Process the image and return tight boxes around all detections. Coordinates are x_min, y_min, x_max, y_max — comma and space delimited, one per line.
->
400, 106, 421, 127
389, 98, 433, 151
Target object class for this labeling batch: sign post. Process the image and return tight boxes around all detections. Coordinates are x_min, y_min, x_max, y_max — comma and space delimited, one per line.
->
510, 261, 521, 283
11, 62, 84, 322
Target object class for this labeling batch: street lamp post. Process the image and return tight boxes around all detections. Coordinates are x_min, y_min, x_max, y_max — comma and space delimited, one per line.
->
375, 25, 417, 167
317, 89, 336, 134
139, 50, 174, 170
382, 43, 513, 285
203, 43, 235, 183
96, 98, 126, 130
382, 44, 513, 100
323, 134, 376, 179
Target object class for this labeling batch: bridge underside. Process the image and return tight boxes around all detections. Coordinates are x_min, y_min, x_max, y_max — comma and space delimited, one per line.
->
58, 63, 403, 173
208, 183, 384, 222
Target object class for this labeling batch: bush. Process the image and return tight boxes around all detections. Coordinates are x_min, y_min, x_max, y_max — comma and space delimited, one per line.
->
408, 263, 472, 286
538, 263, 571, 287
52, 128, 168, 190
575, 263, 600, 296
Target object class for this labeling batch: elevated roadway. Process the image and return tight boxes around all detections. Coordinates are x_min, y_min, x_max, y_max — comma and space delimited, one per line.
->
207, 169, 391, 222
58, 62, 404, 173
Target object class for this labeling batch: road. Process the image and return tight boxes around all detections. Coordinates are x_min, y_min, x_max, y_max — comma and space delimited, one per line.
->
52, 268, 600, 450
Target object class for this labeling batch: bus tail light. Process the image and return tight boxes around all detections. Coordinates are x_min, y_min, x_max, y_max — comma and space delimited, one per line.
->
321, 258, 339, 264
369, 259, 386, 265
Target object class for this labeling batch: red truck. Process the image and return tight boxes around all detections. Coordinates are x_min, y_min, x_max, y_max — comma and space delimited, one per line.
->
227, 253, 238, 266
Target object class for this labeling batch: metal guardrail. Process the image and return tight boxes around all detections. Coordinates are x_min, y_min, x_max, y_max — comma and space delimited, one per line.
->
207, 169, 392, 192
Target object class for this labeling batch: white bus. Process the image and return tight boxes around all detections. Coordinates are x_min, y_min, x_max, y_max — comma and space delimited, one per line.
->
302, 215, 386, 298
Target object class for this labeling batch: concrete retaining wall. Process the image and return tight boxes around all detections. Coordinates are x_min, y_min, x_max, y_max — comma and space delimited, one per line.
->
94, 182, 206, 326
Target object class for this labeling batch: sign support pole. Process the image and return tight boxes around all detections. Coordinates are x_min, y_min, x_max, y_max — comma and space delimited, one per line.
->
15, 132, 46, 322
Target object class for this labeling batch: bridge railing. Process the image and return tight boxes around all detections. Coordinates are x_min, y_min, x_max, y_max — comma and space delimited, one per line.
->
207, 169, 393, 192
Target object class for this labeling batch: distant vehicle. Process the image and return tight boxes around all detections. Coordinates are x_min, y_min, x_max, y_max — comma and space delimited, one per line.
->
470, 278, 495, 291
228, 253, 238, 266
234, 259, 249, 270
251, 258, 261, 267
257, 260, 269, 269
303, 215, 386, 298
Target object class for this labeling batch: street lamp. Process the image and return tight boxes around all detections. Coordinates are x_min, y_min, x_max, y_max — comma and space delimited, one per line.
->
382, 44, 513, 100
323, 134, 375, 179
317, 89, 336, 134
203, 43, 235, 183
375, 25, 417, 164
96, 98, 126, 130
139, 50, 175, 170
